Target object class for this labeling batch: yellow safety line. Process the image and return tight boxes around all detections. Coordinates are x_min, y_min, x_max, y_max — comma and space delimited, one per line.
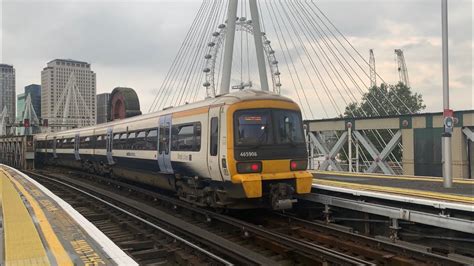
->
3, 169, 74, 266
313, 179, 474, 204
313, 170, 474, 184
0, 169, 50, 266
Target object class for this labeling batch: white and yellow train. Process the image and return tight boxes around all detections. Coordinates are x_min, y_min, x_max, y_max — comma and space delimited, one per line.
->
35, 90, 312, 209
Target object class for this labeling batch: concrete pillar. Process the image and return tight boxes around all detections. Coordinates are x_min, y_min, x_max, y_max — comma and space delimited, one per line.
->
451, 127, 469, 179
402, 128, 415, 175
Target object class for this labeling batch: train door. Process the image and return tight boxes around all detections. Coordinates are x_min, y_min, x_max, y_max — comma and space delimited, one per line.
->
106, 128, 114, 165
158, 114, 173, 173
207, 107, 223, 181
53, 137, 57, 159
74, 133, 80, 160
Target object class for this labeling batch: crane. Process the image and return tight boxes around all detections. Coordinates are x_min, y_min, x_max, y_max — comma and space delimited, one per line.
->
394, 49, 410, 87
369, 49, 377, 88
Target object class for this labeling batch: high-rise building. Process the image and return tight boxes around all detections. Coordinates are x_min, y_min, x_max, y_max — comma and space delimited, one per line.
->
0, 64, 16, 124
96, 93, 110, 124
41, 59, 96, 131
16, 93, 26, 122
24, 84, 41, 118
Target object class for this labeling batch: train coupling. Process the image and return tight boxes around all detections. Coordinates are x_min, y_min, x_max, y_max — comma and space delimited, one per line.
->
270, 183, 297, 210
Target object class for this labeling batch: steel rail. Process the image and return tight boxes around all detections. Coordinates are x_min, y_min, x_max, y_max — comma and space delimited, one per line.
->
30, 169, 371, 265
28, 172, 235, 266
273, 212, 466, 266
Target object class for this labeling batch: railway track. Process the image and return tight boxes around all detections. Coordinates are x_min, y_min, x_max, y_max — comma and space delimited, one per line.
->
29, 173, 239, 265
28, 169, 467, 265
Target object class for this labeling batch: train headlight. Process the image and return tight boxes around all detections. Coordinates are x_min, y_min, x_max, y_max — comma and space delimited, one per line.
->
290, 160, 307, 171
237, 162, 262, 173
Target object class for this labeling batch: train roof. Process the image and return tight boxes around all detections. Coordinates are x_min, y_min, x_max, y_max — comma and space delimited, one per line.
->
36, 90, 297, 138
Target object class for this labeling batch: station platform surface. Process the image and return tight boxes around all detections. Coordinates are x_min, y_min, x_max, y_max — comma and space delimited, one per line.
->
311, 170, 474, 206
0, 164, 137, 266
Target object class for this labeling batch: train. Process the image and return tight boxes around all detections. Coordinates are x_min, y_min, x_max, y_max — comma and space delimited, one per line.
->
35, 89, 313, 210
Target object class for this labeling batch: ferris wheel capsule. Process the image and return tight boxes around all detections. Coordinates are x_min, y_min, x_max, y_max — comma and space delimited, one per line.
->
218, 24, 226, 29
203, 81, 210, 87
239, 17, 247, 21
208, 42, 215, 47
204, 54, 212, 59
272, 60, 279, 65
212, 32, 220, 37
203, 68, 210, 73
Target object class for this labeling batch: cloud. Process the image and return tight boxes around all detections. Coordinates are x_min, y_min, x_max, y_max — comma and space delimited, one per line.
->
1, 0, 472, 118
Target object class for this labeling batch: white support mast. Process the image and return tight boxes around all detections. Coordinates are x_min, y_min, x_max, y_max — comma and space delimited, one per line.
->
441, 0, 452, 188
21, 94, 40, 135
249, 0, 269, 91
220, 0, 239, 95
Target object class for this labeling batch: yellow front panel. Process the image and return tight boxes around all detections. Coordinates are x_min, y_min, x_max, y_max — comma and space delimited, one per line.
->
295, 171, 313, 194
261, 159, 290, 174
232, 174, 262, 198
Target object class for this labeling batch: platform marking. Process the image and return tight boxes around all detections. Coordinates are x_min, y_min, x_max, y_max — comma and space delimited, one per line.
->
313, 170, 474, 184
0, 169, 50, 266
4, 169, 74, 266
15, 168, 138, 265
71, 239, 106, 265
313, 179, 474, 205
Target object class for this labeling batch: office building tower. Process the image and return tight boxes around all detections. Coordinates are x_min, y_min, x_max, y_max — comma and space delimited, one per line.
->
0, 64, 16, 124
41, 59, 96, 131
96, 93, 110, 124
24, 84, 41, 118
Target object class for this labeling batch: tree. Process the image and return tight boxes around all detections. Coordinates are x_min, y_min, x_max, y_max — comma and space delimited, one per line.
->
340, 82, 425, 168
344, 82, 425, 117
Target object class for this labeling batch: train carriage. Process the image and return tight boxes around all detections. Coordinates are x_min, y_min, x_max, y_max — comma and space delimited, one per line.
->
35, 90, 313, 209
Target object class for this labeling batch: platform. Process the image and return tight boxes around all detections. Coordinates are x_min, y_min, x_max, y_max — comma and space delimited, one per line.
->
312, 171, 473, 205
302, 170, 474, 234
0, 164, 137, 266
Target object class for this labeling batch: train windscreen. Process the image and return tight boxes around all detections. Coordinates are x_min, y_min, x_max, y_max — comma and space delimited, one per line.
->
234, 109, 304, 147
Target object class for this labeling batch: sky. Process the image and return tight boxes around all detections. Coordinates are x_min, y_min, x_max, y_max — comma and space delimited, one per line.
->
1, 0, 472, 118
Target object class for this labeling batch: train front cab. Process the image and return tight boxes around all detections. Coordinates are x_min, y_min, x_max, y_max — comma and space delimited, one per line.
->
225, 99, 313, 210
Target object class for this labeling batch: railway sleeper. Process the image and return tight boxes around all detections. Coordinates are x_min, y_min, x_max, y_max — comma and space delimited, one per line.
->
296, 228, 421, 265
118, 240, 155, 250
130, 247, 169, 260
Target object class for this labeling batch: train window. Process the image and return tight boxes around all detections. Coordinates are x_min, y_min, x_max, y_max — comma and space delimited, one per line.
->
172, 124, 194, 151
137, 131, 146, 138
113, 134, 120, 140
96, 135, 106, 149
84, 137, 90, 142
120, 133, 128, 149
147, 129, 158, 150
148, 130, 157, 138
273, 110, 305, 144
234, 110, 273, 146
128, 132, 136, 139
195, 123, 201, 151
210, 118, 218, 156
134, 131, 146, 150
171, 122, 201, 152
